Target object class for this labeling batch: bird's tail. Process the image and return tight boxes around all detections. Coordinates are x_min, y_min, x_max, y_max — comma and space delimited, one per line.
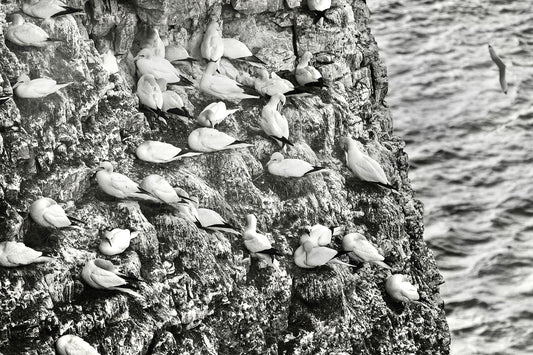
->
35, 256, 54, 264
329, 259, 357, 268
0, 96, 11, 105
330, 226, 344, 236
166, 107, 192, 118
313, 10, 327, 24
226, 108, 240, 116
51, 7, 84, 18
57, 82, 73, 91
284, 87, 313, 96
207, 223, 241, 235
170, 148, 203, 161
67, 215, 87, 226
227, 140, 253, 149
237, 56, 266, 65
171, 57, 198, 64
304, 166, 327, 176
371, 260, 392, 270
113, 287, 143, 299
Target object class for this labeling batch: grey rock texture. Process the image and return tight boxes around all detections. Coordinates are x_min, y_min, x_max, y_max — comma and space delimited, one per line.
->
0, 0, 450, 354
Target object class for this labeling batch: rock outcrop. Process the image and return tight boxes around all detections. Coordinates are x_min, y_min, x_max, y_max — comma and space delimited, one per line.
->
0, 0, 450, 354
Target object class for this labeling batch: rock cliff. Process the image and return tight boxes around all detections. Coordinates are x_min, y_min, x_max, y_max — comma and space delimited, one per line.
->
0, 0, 450, 354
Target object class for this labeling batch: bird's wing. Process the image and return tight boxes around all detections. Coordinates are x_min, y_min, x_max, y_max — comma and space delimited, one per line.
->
306, 246, 337, 267
353, 240, 384, 262
109, 173, 142, 194
197, 208, 224, 226
208, 75, 244, 95
30, 78, 59, 96
14, 24, 49, 43
202, 130, 236, 150
42, 204, 71, 228
280, 159, 313, 176
5, 242, 42, 266
244, 234, 272, 253
90, 267, 127, 288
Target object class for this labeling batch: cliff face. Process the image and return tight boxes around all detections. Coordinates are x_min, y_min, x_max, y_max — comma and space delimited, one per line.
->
0, 0, 450, 354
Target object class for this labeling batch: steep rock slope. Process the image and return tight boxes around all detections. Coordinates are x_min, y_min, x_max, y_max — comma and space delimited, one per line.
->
0, 0, 450, 354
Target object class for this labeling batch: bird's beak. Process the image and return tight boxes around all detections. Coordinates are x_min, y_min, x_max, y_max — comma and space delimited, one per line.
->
105, 237, 113, 247
208, 119, 214, 128
90, 166, 104, 173
265, 158, 274, 167
12, 81, 23, 89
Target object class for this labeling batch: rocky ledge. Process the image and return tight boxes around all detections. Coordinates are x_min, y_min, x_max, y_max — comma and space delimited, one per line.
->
0, 0, 450, 354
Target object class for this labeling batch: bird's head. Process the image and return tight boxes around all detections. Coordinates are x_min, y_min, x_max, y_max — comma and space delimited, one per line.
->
339, 136, 354, 152
92, 161, 113, 173
266, 152, 284, 166
12, 74, 30, 89
134, 48, 152, 61
10, 14, 25, 26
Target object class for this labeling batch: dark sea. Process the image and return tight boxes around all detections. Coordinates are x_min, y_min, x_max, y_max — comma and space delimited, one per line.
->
368, 1, 533, 354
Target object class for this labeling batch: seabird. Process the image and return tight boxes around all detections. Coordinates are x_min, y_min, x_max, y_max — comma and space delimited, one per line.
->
255, 68, 294, 97
93, 161, 157, 200
142, 27, 165, 58
306, 224, 343, 246
294, 240, 353, 268
266, 152, 326, 178
162, 90, 191, 117
295, 51, 324, 87
199, 62, 259, 101
100, 49, 119, 75
6, 14, 58, 47
22, 0, 83, 19
488, 44, 507, 94
81, 259, 142, 298
136, 74, 164, 113
188, 127, 252, 153
222, 38, 264, 64
191, 198, 239, 234
342, 232, 391, 269
13, 74, 71, 98
56, 334, 99, 355
308, 0, 331, 25
201, 20, 224, 63
243, 214, 282, 272
385, 274, 420, 302
260, 93, 293, 150
165, 44, 197, 63
99, 228, 139, 256
29, 197, 85, 228
140, 174, 185, 207
339, 136, 395, 190
136, 140, 202, 163
135, 48, 193, 86
0, 241, 53, 267
197, 101, 239, 128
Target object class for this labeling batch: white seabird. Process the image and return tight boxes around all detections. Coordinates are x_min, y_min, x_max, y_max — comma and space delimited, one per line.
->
306, 224, 343, 246
188, 127, 252, 153
0, 241, 53, 267
339, 136, 394, 189
191, 198, 239, 234
222, 38, 264, 64
142, 27, 165, 58
197, 101, 239, 128
99, 228, 139, 256
308, 0, 331, 25
488, 44, 507, 94
81, 259, 142, 298
6, 14, 57, 47
295, 51, 324, 87
165, 44, 197, 63
162, 90, 191, 117
199, 62, 259, 101
136, 140, 202, 163
56, 334, 99, 355
201, 20, 224, 63
260, 93, 293, 150
140, 174, 184, 207
385, 274, 420, 302
94, 161, 157, 200
254, 68, 295, 97
22, 0, 83, 19
13, 74, 71, 98
136, 74, 163, 111
294, 240, 354, 268
100, 49, 119, 75
243, 214, 282, 272
342, 232, 391, 269
29, 197, 85, 228
135, 48, 193, 86
266, 152, 325, 178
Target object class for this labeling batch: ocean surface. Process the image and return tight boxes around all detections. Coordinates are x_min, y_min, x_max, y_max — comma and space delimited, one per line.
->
368, 1, 533, 354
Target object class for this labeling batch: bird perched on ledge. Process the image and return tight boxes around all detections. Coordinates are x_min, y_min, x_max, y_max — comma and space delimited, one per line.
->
201, 20, 224, 63
243, 214, 282, 272
5, 14, 59, 47
260, 93, 293, 151
13, 74, 72, 98
99, 228, 139, 256
136, 140, 201, 163
81, 259, 143, 298
0, 241, 53, 267
188, 127, 252, 153
22, 0, 84, 20
135, 48, 193, 86
295, 51, 325, 87
266, 152, 326, 178
342, 232, 391, 269
93, 161, 158, 201
29, 197, 85, 229
197, 101, 239, 128
294, 239, 354, 268
55, 334, 99, 355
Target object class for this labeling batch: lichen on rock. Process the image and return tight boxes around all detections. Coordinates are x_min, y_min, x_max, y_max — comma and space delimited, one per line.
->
0, 0, 449, 354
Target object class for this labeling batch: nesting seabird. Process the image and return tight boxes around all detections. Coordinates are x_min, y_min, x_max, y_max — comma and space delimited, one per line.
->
0, 241, 53, 267
199, 62, 259, 101
243, 214, 282, 272
13, 74, 71, 98
340, 136, 395, 190
94, 161, 157, 200
342, 232, 391, 269
385, 274, 421, 303
81, 259, 142, 298
55, 334, 99, 355
294, 240, 353, 268
136, 140, 201, 163
191, 199, 239, 235
295, 51, 324, 87
136, 74, 164, 112
222, 38, 264, 64
22, 0, 83, 19
165, 44, 197, 63
266, 152, 325, 178
201, 20, 224, 63
100, 49, 119, 75
29, 197, 85, 228
254, 68, 294, 97
99, 228, 139, 256
197, 101, 239, 128
188, 127, 252, 153
260, 93, 293, 150
488, 44, 507, 94
140, 174, 185, 208
135, 48, 193, 86
142, 27, 165, 58
306, 224, 343, 246
308, 0, 331, 25
6, 14, 58, 47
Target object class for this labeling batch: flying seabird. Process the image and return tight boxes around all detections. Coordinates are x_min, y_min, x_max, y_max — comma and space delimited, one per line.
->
29, 197, 85, 228
266, 152, 326, 178
81, 259, 142, 298
243, 214, 282, 272
201, 20, 224, 63
197, 101, 239, 128
136, 140, 202, 163
93, 161, 157, 200
199, 62, 259, 101
56, 334, 99, 355
342, 232, 391, 269
99, 228, 139, 256
188, 127, 252, 153
260, 93, 293, 150
22, 0, 84, 19
339, 136, 395, 190
488, 44, 507, 94
0, 241, 53, 267
13, 74, 71, 98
